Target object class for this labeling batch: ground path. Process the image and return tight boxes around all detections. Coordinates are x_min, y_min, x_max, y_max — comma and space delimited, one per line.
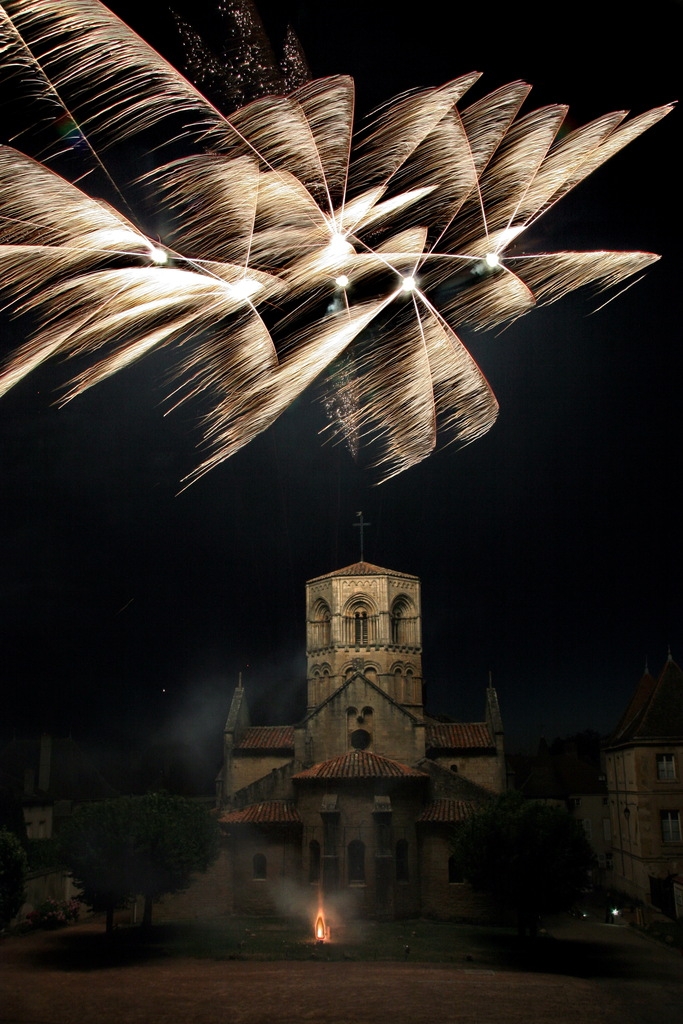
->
2, 913, 682, 1024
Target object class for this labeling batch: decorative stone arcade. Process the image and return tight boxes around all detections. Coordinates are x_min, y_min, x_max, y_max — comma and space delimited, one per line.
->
305, 561, 423, 714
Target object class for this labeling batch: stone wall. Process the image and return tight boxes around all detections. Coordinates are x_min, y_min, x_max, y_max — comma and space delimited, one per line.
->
418, 831, 495, 922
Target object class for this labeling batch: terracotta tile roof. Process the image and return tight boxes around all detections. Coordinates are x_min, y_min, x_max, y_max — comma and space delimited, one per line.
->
293, 750, 428, 780
220, 801, 301, 825
425, 723, 494, 752
308, 561, 418, 582
234, 726, 294, 752
417, 799, 475, 823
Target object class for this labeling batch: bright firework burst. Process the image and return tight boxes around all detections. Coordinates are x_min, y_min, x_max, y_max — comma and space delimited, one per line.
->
0, 0, 672, 485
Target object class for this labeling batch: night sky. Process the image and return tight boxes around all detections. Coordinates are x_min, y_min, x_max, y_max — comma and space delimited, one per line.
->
0, 1, 680, 770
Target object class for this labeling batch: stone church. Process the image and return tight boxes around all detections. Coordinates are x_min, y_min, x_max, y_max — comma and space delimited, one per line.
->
212, 559, 506, 922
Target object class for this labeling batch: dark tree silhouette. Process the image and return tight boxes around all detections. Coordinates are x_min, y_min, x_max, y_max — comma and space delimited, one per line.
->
0, 828, 27, 928
60, 793, 219, 933
451, 791, 595, 936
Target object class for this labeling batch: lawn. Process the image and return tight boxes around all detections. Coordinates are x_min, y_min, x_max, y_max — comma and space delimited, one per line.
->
139, 915, 507, 962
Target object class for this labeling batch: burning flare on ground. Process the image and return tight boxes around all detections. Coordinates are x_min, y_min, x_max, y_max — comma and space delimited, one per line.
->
314, 910, 328, 941
0, 0, 673, 483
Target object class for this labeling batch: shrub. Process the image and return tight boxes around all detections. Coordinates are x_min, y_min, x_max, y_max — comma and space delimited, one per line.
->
25, 897, 80, 929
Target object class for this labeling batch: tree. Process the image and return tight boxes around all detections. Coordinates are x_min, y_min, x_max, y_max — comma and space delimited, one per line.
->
0, 828, 28, 929
129, 792, 220, 928
451, 791, 595, 936
59, 796, 139, 934
60, 793, 219, 933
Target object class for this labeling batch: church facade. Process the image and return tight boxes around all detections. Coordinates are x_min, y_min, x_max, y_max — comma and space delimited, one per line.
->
214, 560, 506, 922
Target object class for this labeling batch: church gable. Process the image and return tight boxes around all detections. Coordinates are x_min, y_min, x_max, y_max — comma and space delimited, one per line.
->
300, 670, 425, 767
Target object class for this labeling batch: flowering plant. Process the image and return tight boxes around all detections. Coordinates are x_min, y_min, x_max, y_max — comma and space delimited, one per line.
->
25, 898, 80, 929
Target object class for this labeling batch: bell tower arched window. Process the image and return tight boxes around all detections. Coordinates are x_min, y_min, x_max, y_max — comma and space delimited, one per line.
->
391, 596, 414, 645
320, 609, 331, 647
310, 600, 331, 649
391, 606, 403, 644
354, 610, 368, 645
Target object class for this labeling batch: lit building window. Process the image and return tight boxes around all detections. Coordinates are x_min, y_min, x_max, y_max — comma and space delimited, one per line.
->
660, 811, 682, 843
656, 754, 676, 780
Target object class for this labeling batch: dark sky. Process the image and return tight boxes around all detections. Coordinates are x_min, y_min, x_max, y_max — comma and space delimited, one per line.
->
0, 0, 680, 766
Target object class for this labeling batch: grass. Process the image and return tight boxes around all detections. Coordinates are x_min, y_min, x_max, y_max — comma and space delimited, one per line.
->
120, 916, 518, 964
16, 912, 664, 978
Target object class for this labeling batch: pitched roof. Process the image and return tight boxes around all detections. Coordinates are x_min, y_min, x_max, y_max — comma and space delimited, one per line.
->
608, 670, 657, 743
219, 801, 302, 825
308, 561, 418, 582
425, 722, 494, 752
234, 726, 295, 752
417, 799, 475, 823
292, 749, 428, 780
607, 657, 683, 746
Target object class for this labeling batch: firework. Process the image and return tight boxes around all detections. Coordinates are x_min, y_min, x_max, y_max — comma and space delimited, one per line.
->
0, 0, 672, 483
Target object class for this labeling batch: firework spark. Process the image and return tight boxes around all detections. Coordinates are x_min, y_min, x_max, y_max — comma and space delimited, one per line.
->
0, 0, 672, 483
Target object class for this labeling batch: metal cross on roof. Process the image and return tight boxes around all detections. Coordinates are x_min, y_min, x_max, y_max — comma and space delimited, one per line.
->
354, 511, 371, 562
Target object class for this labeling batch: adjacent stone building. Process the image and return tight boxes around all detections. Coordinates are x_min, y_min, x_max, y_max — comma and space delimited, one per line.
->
508, 739, 612, 887
604, 654, 683, 916
214, 560, 506, 923
0, 734, 118, 917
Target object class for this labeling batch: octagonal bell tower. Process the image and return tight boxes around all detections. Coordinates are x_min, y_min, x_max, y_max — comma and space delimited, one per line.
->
306, 561, 423, 715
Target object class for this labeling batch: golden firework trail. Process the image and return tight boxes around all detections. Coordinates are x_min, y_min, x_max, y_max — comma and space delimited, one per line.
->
0, 0, 673, 483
